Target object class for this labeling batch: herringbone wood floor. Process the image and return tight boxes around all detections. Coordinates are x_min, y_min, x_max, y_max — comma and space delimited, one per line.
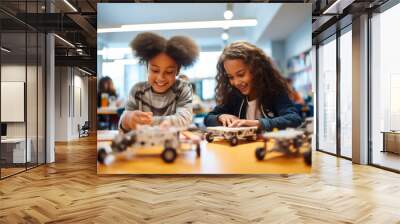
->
1, 135, 400, 223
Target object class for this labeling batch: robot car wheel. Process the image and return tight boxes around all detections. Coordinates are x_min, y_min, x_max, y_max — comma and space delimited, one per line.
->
205, 132, 214, 143
196, 144, 201, 157
162, 147, 177, 163
97, 148, 108, 164
255, 147, 266, 161
229, 136, 239, 146
303, 150, 312, 166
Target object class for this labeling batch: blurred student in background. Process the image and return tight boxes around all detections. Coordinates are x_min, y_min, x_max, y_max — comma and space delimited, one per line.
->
286, 78, 305, 105
98, 76, 119, 108
286, 78, 315, 118
97, 76, 120, 130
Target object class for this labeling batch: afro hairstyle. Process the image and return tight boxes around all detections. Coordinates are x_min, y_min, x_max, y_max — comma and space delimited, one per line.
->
130, 32, 199, 69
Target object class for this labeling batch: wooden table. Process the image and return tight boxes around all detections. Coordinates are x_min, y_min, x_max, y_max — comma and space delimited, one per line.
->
97, 107, 119, 115
97, 131, 311, 174
97, 107, 122, 130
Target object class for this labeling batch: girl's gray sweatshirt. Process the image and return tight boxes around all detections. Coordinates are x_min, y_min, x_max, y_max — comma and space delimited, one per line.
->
119, 79, 193, 131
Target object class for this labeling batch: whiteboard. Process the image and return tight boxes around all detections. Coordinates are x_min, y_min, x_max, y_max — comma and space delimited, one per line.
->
1, 82, 25, 122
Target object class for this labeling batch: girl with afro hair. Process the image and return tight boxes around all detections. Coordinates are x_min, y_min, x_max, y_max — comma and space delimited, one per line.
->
204, 41, 303, 131
119, 32, 199, 131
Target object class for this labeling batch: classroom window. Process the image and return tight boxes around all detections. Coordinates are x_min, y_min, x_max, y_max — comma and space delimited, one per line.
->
370, 3, 400, 171
317, 37, 337, 155
339, 29, 352, 158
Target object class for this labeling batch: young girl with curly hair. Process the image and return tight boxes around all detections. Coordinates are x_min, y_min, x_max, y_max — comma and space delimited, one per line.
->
119, 32, 199, 131
204, 41, 302, 131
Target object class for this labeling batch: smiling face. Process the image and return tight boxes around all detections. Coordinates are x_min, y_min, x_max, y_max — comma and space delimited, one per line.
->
223, 59, 255, 98
148, 53, 179, 93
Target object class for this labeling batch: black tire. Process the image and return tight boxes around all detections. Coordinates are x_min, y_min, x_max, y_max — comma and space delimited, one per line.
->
111, 138, 128, 152
303, 150, 312, 166
255, 147, 266, 161
196, 144, 201, 157
162, 147, 177, 163
229, 136, 238, 146
293, 137, 302, 149
97, 148, 108, 164
205, 133, 214, 143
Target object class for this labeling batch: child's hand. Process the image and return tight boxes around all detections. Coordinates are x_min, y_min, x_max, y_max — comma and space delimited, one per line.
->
228, 119, 259, 128
134, 111, 153, 125
124, 111, 153, 129
218, 114, 239, 127
160, 120, 171, 130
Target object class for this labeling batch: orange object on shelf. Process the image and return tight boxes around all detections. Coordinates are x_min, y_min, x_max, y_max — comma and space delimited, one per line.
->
101, 93, 109, 108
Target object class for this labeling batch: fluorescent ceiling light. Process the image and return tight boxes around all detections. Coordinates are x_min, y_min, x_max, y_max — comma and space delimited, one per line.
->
98, 19, 257, 33
98, 47, 132, 56
54, 34, 75, 48
63, 0, 78, 12
78, 67, 92, 76
1, 47, 11, 53
322, 0, 348, 14
98, 47, 132, 60
114, 58, 139, 65
224, 10, 234, 20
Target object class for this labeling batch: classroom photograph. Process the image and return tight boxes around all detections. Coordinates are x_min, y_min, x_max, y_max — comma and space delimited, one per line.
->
0, 0, 399, 223
96, 3, 313, 174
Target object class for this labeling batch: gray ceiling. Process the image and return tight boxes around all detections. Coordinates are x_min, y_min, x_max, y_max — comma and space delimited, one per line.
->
98, 3, 311, 51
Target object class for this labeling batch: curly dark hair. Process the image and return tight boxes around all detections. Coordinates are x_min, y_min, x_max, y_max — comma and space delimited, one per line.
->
130, 32, 199, 73
215, 41, 291, 107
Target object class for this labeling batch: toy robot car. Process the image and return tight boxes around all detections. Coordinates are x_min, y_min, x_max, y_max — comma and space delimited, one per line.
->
255, 118, 313, 165
255, 128, 312, 165
97, 126, 201, 165
205, 126, 258, 146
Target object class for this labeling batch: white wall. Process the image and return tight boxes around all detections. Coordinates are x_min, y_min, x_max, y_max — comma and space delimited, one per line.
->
1, 65, 26, 81
55, 66, 69, 141
54, 67, 89, 141
261, 41, 272, 57
271, 40, 286, 74
259, 20, 311, 77
285, 20, 312, 60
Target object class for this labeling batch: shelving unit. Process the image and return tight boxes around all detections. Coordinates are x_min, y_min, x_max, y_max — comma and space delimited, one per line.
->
286, 49, 312, 100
